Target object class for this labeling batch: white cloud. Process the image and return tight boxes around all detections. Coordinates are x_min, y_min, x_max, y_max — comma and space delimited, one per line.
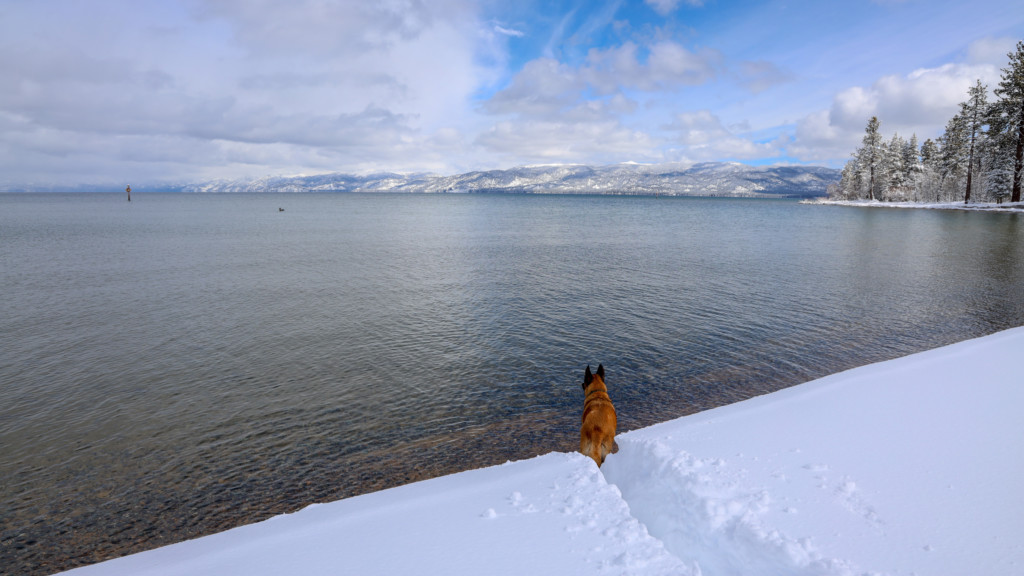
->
485, 38, 720, 123
966, 36, 1018, 65
737, 60, 793, 94
787, 45, 1004, 163
664, 110, 779, 161
0, 0, 496, 184
584, 41, 721, 93
483, 58, 584, 119
193, 0, 462, 56
787, 110, 854, 163
645, 42, 721, 87
477, 35, 727, 167
1, 2, 1019, 185
477, 54, 650, 165
644, 0, 704, 16
475, 119, 658, 164
494, 24, 525, 38
665, 110, 726, 145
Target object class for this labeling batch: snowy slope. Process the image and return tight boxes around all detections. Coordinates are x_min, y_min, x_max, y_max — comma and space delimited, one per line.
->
181, 162, 840, 197
59, 453, 690, 576
603, 326, 1024, 575
59, 328, 1024, 576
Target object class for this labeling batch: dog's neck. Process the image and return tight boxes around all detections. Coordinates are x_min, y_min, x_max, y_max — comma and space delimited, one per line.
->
584, 381, 607, 398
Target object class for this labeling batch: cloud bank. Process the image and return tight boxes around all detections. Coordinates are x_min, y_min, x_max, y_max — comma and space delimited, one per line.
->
0, 1, 1020, 187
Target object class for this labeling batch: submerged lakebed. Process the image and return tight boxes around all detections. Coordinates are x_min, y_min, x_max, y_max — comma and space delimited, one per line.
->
3, 193, 1024, 574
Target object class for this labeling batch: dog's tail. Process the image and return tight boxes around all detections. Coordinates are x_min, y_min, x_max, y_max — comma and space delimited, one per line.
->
580, 426, 611, 467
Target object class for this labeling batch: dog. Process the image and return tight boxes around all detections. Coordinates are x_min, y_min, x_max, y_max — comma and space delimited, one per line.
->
579, 364, 617, 467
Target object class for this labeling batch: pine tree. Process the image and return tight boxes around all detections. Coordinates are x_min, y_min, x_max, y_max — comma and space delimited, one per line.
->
835, 158, 858, 199
939, 112, 968, 201
904, 134, 921, 184
920, 138, 942, 202
858, 116, 883, 200
921, 138, 939, 168
992, 41, 1024, 203
986, 134, 1014, 202
960, 80, 989, 204
836, 42, 1024, 205
883, 133, 907, 199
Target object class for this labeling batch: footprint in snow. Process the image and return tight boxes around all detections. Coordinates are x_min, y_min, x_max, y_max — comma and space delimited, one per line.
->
508, 491, 537, 513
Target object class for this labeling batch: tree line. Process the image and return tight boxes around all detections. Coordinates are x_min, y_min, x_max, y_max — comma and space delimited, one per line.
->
829, 41, 1024, 204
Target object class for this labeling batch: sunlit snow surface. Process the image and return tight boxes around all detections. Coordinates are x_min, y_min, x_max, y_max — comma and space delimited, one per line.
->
61, 328, 1024, 576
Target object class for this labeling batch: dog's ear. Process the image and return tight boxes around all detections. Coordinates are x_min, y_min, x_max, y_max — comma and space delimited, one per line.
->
597, 364, 605, 379
583, 365, 593, 388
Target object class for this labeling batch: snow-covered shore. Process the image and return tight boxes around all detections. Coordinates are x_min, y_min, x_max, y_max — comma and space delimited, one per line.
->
60, 328, 1024, 576
802, 198, 1024, 212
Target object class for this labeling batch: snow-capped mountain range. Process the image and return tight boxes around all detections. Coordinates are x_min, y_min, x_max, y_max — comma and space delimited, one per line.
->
184, 162, 839, 197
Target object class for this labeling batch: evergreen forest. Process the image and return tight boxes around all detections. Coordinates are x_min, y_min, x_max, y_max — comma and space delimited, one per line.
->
829, 41, 1024, 204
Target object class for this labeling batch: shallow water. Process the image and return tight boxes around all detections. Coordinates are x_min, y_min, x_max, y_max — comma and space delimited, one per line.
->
2, 193, 1023, 574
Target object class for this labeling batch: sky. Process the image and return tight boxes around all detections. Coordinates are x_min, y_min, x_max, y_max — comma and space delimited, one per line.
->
1, 0, 1022, 187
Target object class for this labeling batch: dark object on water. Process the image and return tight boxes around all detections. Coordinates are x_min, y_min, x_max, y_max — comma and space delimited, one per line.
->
126, 185, 131, 202
279, 207, 285, 212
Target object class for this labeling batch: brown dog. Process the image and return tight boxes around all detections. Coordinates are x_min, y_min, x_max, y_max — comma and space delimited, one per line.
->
579, 364, 617, 467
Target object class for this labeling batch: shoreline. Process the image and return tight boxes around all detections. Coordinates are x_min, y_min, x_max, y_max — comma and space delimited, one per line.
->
802, 198, 1024, 212
59, 327, 1024, 575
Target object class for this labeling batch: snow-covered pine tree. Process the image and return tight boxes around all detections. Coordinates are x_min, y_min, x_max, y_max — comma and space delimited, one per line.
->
938, 112, 968, 202
903, 134, 921, 192
858, 116, 883, 200
834, 155, 860, 199
992, 40, 1024, 203
985, 134, 1014, 202
825, 178, 844, 200
921, 138, 939, 168
835, 42, 1024, 206
916, 137, 942, 202
960, 80, 989, 204
883, 133, 907, 200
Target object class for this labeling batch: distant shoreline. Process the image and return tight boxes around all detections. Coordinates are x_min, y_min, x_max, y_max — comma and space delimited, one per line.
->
0, 162, 839, 197
0, 190, 823, 199
801, 198, 1024, 213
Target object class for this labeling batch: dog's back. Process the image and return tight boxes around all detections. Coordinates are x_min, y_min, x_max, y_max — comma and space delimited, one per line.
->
580, 364, 617, 467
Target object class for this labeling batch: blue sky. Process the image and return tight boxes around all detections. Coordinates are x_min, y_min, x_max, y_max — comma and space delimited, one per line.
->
1, 0, 1022, 186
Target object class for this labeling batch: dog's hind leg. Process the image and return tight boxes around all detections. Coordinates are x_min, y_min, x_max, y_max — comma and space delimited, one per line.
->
580, 435, 602, 467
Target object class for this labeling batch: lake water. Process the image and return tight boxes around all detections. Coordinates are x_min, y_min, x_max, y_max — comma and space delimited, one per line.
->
3, 193, 1023, 574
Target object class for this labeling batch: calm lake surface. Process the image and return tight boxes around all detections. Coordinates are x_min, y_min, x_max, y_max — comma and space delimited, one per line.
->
3, 193, 1023, 574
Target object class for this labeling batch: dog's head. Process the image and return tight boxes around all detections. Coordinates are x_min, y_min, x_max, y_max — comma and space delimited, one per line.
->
582, 364, 605, 391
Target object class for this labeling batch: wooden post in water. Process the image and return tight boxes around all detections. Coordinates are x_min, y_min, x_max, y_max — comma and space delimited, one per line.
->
126, 184, 131, 202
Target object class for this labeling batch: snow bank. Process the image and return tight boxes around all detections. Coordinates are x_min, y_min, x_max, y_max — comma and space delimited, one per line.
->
60, 328, 1024, 576
604, 326, 1024, 575
60, 451, 690, 576
803, 198, 1024, 212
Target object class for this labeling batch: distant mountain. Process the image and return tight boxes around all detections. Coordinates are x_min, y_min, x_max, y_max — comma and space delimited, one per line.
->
183, 162, 840, 198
